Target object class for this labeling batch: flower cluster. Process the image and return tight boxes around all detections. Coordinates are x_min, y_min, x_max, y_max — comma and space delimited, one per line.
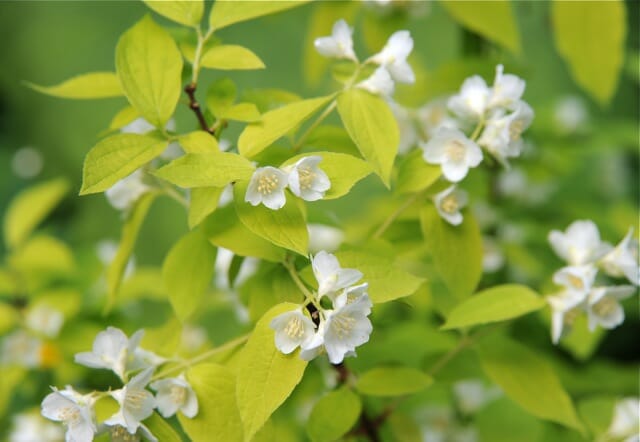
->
314, 19, 414, 97
546, 220, 639, 344
245, 156, 330, 210
41, 327, 198, 442
270, 251, 372, 364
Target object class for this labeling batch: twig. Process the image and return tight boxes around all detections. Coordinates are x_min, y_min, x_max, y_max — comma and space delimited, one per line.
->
184, 83, 214, 135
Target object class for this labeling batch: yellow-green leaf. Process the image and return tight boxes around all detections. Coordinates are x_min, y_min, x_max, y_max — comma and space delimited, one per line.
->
180, 363, 244, 442
551, 0, 626, 105
337, 89, 399, 186
238, 95, 334, 158
477, 336, 584, 431
116, 15, 183, 127
162, 230, 217, 321
218, 103, 261, 122
143, 0, 204, 26
25, 72, 122, 99
155, 152, 255, 188
178, 131, 220, 153
307, 387, 362, 442
356, 367, 433, 397
439, 0, 521, 54
80, 133, 168, 195
107, 106, 140, 132
189, 187, 224, 229
395, 150, 442, 195
201, 45, 265, 71
442, 284, 545, 330
209, 0, 311, 31
236, 303, 308, 441
8, 235, 75, 278
144, 412, 183, 442
233, 183, 308, 255
4, 178, 69, 249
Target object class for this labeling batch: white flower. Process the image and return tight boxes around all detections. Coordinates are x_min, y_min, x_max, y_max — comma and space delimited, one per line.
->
599, 228, 640, 286
357, 66, 395, 97
1, 330, 42, 368
105, 170, 151, 211
607, 397, 640, 442
314, 19, 357, 61
421, 127, 483, 182
304, 294, 373, 364
41, 387, 96, 442
548, 220, 611, 266
389, 101, 418, 154
74, 327, 145, 380
554, 95, 588, 134
482, 237, 505, 273
311, 251, 363, 297
307, 224, 344, 254
26, 304, 65, 338
150, 374, 198, 419
10, 412, 64, 442
552, 265, 598, 295
448, 76, 491, 120
417, 98, 459, 139
287, 156, 331, 201
586, 285, 636, 331
453, 380, 501, 415
270, 309, 316, 355
334, 282, 369, 308
108, 424, 157, 442
433, 185, 468, 226
488, 65, 525, 109
546, 290, 586, 344
370, 30, 415, 84
477, 101, 534, 164
105, 368, 156, 435
245, 166, 288, 210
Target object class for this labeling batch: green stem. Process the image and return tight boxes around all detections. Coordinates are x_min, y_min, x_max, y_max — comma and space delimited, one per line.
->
151, 333, 249, 380
283, 257, 319, 308
371, 190, 425, 239
292, 100, 337, 153
191, 28, 213, 84
470, 118, 485, 142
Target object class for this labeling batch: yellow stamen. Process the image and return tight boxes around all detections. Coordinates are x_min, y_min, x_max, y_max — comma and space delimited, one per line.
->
257, 174, 279, 195
446, 141, 466, 162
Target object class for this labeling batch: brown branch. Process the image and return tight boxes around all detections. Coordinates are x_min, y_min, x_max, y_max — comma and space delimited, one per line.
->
184, 83, 214, 135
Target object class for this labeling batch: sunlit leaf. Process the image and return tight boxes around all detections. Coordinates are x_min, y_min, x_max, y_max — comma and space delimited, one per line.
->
25, 72, 122, 99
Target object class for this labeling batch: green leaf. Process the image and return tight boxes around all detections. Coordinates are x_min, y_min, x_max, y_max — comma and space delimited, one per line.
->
477, 336, 584, 431
334, 251, 425, 304
577, 396, 616, 437
209, 0, 311, 31
395, 150, 442, 195
180, 363, 244, 442
238, 95, 334, 158
106, 193, 156, 311
189, 187, 224, 229
107, 106, 140, 132
442, 284, 546, 330
80, 133, 168, 195
551, 0, 626, 105
143, 0, 204, 26
201, 45, 265, 70
356, 367, 433, 397
207, 77, 237, 115
218, 103, 261, 122
178, 131, 220, 153
337, 89, 399, 186
116, 15, 183, 127
307, 387, 362, 442
203, 205, 286, 262
439, 0, 521, 54
8, 235, 75, 279
234, 182, 308, 255
144, 412, 183, 442
155, 152, 255, 188
4, 178, 69, 249
163, 230, 217, 321
281, 152, 372, 199
420, 205, 483, 302
25, 72, 122, 99
236, 303, 308, 441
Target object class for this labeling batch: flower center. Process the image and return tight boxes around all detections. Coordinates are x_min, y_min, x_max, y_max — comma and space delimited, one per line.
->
298, 167, 316, 190
257, 174, 279, 195
111, 425, 140, 442
593, 296, 617, 317
446, 141, 466, 162
564, 307, 581, 326
60, 406, 81, 427
509, 119, 525, 141
331, 314, 356, 339
125, 389, 148, 411
441, 195, 459, 214
170, 385, 187, 405
566, 274, 584, 290
284, 316, 305, 339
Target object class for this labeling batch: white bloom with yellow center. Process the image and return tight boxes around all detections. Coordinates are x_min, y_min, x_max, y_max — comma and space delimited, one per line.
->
488, 65, 525, 109
477, 101, 534, 164
105, 368, 156, 436
26, 304, 64, 338
287, 156, 331, 201
105, 170, 151, 212
586, 285, 636, 331
606, 397, 640, 442
546, 289, 586, 344
548, 220, 611, 266
334, 282, 369, 308
41, 387, 96, 442
599, 228, 640, 286
314, 19, 357, 61
357, 66, 395, 97
245, 166, 288, 210
150, 374, 198, 419
370, 30, 415, 84
434, 185, 468, 226
448, 76, 491, 120
312, 251, 363, 297
552, 265, 597, 295
270, 309, 316, 354
421, 127, 483, 182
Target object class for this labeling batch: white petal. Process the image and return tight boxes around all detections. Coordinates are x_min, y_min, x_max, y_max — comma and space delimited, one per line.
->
155, 392, 181, 418
441, 161, 469, 183
261, 190, 287, 210
181, 389, 199, 418
388, 60, 415, 84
